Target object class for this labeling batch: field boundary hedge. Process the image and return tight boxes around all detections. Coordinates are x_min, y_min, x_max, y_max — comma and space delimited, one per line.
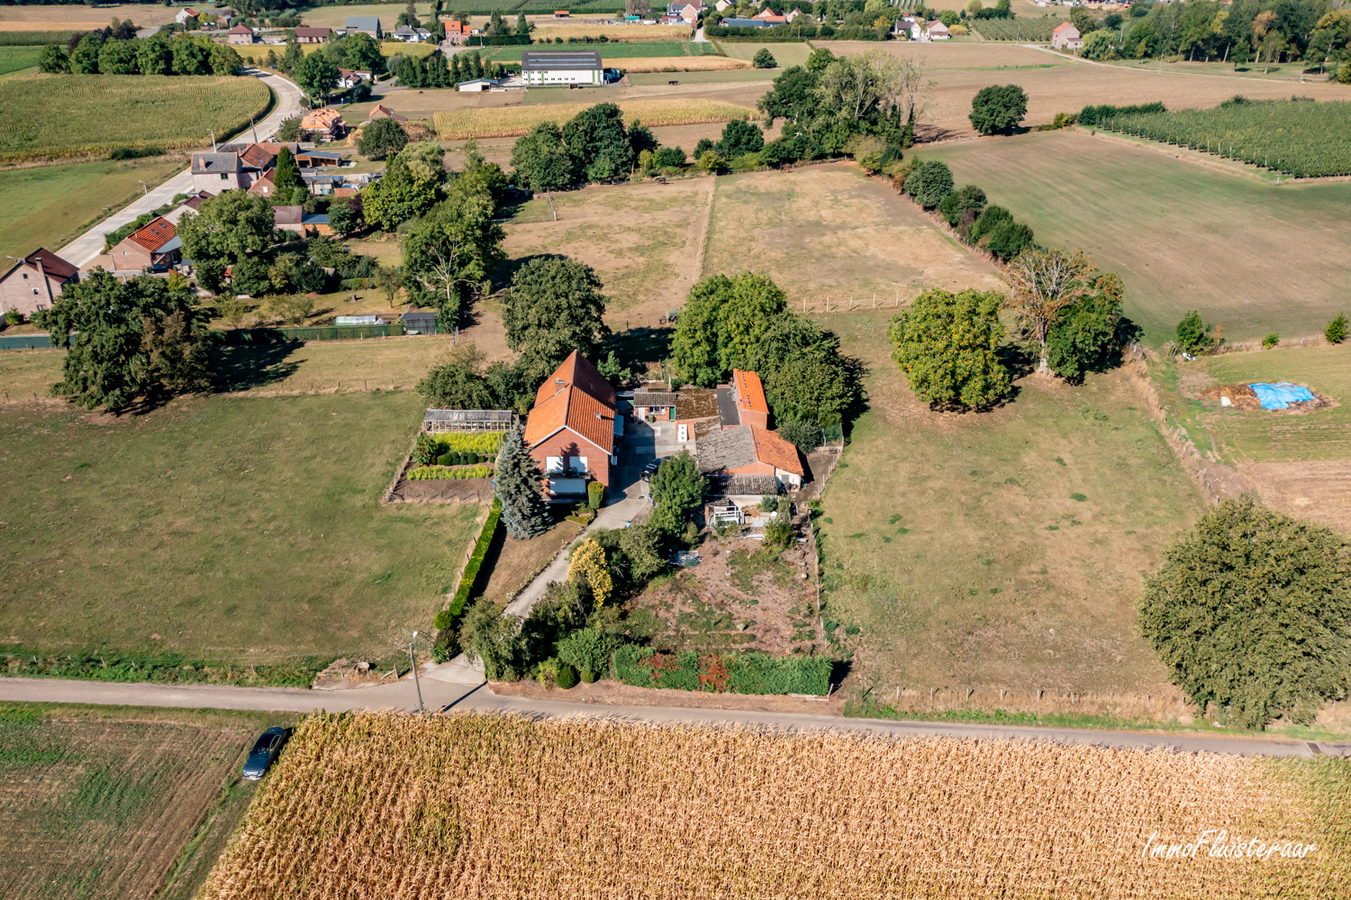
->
445, 498, 502, 620
613, 646, 831, 695
211, 323, 405, 343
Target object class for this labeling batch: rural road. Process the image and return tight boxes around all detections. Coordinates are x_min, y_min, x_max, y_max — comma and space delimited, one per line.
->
2, 676, 1346, 759
55, 70, 305, 268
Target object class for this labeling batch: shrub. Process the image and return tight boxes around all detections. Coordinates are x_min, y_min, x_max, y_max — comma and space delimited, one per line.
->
557, 627, 619, 678
580, 667, 598, 683
1052, 112, 1077, 129
448, 499, 502, 616
939, 184, 987, 228
613, 647, 831, 695
587, 480, 604, 510
4, 309, 24, 326
777, 418, 822, 453
408, 465, 493, 480
554, 663, 579, 689
1262, 333, 1280, 349
1139, 497, 1351, 730
1326, 313, 1347, 345
969, 84, 1028, 135
903, 160, 954, 209
1175, 310, 1212, 354
752, 48, 776, 68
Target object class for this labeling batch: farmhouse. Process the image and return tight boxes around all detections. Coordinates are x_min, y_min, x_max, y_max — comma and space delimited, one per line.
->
391, 25, 432, 41
663, 1, 702, 24
301, 107, 346, 140
191, 151, 245, 192
111, 217, 181, 274
520, 49, 604, 86
443, 18, 470, 44
246, 170, 279, 198
1051, 22, 1083, 50
164, 190, 213, 224
694, 424, 803, 490
523, 351, 618, 503
227, 24, 256, 44
751, 8, 788, 23
175, 7, 199, 24
0, 248, 79, 318
345, 16, 382, 39
294, 26, 332, 43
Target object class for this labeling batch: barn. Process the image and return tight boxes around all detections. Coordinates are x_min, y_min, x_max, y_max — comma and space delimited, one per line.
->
520, 49, 604, 86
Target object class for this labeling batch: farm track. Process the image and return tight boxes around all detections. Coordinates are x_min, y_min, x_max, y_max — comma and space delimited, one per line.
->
0, 676, 1345, 758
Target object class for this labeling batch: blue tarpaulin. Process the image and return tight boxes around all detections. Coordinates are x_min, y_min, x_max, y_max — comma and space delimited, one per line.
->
1249, 382, 1315, 410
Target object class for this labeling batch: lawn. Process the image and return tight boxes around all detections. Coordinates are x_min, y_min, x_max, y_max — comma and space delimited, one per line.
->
0, 155, 184, 263
701, 163, 1004, 305
0, 73, 272, 161
0, 3, 223, 29
0, 44, 39, 75
923, 130, 1351, 346
0, 702, 295, 900
815, 312, 1205, 696
0, 392, 479, 676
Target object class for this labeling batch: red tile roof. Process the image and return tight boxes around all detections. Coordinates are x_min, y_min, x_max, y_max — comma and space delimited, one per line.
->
524, 352, 616, 455
732, 369, 769, 416
228, 23, 254, 33
125, 217, 176, 253
749, 425, 803, 476
23, 248, 79, 281
238, 142, 276, 170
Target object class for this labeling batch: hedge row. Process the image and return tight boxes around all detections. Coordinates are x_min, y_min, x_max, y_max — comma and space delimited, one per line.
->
613, 646, 831, 695
408, 465, 493, 480
428, 432, 504, 455
445, 498, 502, 621
1077, 101, 1166, 127
438, 451, 492, 466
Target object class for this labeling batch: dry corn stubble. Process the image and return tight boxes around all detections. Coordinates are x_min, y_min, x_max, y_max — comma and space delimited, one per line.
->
201, 712, 1346, 899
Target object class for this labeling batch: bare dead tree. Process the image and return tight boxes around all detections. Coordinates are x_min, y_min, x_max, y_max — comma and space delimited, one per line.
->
1005, 248, 1097, 375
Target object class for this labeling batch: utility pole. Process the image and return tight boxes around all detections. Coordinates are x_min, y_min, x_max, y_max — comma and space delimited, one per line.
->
138, 181, 151, 214
409, 632, 425, 713
210, 128, 217, 151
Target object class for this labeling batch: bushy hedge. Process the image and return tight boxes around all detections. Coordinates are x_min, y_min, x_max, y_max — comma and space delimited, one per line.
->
408, 465, 494, 480
437, 499, 502, 630
613, 646, 831, 695
437, 451, 491, 466
413, 431, 504, 466
1077, 101, 1165, 127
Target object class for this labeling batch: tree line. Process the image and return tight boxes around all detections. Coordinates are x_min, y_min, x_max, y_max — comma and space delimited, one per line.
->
38, 30, 244, 76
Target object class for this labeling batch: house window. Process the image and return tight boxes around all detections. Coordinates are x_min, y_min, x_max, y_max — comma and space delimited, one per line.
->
545, 456, 564, 473
220, 173, 228, 180
575, 456, 588, 473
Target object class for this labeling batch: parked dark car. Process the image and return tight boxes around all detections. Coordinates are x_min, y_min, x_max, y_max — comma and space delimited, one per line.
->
640, 458, 667, 482
242, 727, 289, 780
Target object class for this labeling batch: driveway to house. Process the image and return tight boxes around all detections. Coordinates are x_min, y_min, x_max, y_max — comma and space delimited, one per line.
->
55, 70, 305, 268
0, 676, 1344, 758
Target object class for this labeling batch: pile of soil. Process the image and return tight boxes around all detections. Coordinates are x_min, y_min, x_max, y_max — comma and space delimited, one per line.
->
1200, 384, 1262, 410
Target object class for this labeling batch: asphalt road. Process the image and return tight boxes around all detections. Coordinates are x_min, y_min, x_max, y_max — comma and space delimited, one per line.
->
1, 676, 1344, 759
55, 70, 305, 268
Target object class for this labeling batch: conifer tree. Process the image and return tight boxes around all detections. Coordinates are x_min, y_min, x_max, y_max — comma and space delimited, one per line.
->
495, 426, 551, 539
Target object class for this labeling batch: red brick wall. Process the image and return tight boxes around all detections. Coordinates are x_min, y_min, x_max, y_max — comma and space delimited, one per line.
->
529, 429, 612, 489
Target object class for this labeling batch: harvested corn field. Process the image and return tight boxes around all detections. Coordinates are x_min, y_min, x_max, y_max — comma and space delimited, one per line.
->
201, 712, 1350, 899
609, 56, 749, 72
434, 99, 753, 140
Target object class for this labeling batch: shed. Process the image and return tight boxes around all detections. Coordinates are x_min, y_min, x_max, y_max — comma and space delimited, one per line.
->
520, 49, 603, 86
423, 409, 517, 433
402, 311, 438, 335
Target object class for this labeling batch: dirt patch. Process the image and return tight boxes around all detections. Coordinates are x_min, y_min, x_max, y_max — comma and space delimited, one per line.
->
488, 678, 843, 715
311, 657, 400, 690
1238, 459, 1351, 536
389, 477, 494, 504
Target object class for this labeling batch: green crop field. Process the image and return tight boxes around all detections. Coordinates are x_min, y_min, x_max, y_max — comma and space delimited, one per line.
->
0, 392, 478, 679
0, 702, 294, 900
924, 130, 1351, 346
0, 73, 271, 162
971, 15, 1069, 41
0, 45, 40, 75
1097, 98, 1351, 178
815, 313, 1204, 695
0, 156, 183, 263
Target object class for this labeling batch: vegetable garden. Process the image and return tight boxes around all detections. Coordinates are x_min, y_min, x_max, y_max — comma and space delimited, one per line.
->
408, 431, 501, 479
1097, 98, 1351, 178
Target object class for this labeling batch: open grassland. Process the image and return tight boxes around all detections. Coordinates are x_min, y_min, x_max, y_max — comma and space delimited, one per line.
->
501, 177, 712, 324
0, 392, 478, 669
0, 3, 221, 29
0, 74, 271, 162
718, 40, 814, 67
202, 712, 1351, 900
828, 42, 1351, 139
1153, 345, 1351, 535
434, 97, 752, 138
299, 3, 440, 28
1099, 98, 1351, 178
925, 130, 1351, 346
0, 156, 184, 263
816, 312, 1204, 695
0, 45, 39, 75
702, 163, 1003, 305
0, 702, 292, 900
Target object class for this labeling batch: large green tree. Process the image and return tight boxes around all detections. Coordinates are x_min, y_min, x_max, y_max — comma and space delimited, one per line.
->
1005, 248, 1098, 375
969, 83, 1029, 135
500, 257, 610, 382
357, 116, 408, 161
295, 52, 340, 103
47, 271, 211, 411
272, 146, 303, 198
562, 103, 634, 182
670, 273, 788, 386
510, 121, 577, 192
888, 288, 1011, 409
649, 450, 705, 535
360, 157, 439, 231
416, 343, 497, 410
1045, 272, 1124, 383
495, 426, 552, 540
177, 191, 275, 267
402, 176, 505, 330
1140, 497, 1351, 730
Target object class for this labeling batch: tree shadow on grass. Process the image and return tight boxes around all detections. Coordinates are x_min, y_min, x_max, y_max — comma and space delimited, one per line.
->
209, 342, 303, 393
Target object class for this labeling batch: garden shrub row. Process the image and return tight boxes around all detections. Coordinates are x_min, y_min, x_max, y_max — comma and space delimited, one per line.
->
437, 451, 492, 467
899, 160, 1037, 263
1077, 101, 1166, 128
439, 498, 502, 627
408, 465, 493, 480
613, 646, 831, 696
413, 431, 504, 466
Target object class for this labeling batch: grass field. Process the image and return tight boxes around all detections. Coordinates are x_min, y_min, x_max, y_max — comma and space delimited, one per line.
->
924, 130, 1351, 346
0, 3, 224, 29
0, 44, 39, 75
0, 73, 271, 162
815, 312, 1204, 695
702, 163, 1004, 305
0, 392, 479, 671
0, 702, 293, 900
718, 41, 814, 67
201, 712, 1351, 899
0, 156, 184, 263
298, 3, 440, 28
433, 97, 752, 138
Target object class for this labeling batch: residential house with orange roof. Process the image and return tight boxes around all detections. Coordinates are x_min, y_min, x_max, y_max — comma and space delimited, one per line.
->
301, 107, 346, 141
368, 104, 408, 123
247, 170, 279, 199
443, 18, 470, 44
0, 248, 79, 318
1051, 21, 1083, 50
110, 217, 181, 273
523, 351, 618, 503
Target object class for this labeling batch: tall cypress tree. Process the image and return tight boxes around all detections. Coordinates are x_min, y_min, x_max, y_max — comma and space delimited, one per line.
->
273, 146, 302, 197
495, 426, 551, 539
449, 53, 461, 83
